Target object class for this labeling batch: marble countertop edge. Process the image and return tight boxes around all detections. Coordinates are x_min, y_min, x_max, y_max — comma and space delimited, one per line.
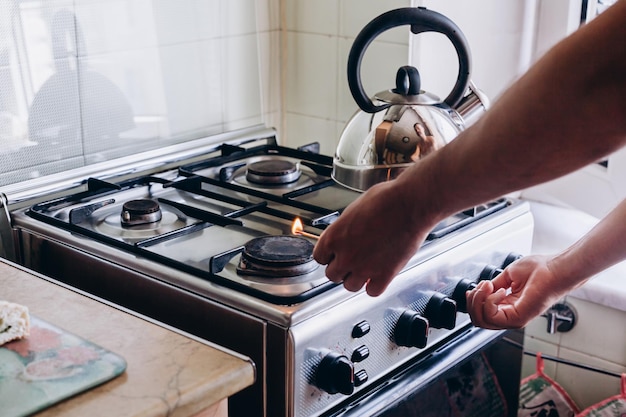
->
0, 258, 256, 417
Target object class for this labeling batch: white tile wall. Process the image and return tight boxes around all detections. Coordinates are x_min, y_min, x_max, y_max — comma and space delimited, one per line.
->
0, 0, 265, 186
523, 296, 626, 409
413, 0, 537, 103
285, 0, 338, 35
556, 346, 624, 410
521, 336, 560, 378
281, 0, 411, 155
286, 32, 338, 120
339, 0, 412, 43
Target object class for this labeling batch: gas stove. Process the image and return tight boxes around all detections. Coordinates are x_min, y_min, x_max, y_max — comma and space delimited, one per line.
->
2, 126, 534, 417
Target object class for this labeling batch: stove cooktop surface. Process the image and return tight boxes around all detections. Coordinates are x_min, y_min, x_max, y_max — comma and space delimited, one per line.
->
23, 137, 512, 304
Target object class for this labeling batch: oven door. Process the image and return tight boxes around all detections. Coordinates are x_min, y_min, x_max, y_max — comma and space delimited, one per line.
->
322, 327, 523, 417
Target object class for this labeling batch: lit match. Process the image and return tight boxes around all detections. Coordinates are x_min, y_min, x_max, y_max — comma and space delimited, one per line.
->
291, 217, 320, 240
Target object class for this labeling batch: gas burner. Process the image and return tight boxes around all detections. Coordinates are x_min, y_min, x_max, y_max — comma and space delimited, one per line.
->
246, 160, 301, 185
121, 199, 162, 227
95, 208, 187, 242
237, 235, 318, 277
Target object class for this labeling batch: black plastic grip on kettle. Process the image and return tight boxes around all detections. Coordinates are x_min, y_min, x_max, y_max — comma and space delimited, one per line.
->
347, 7, 471, 113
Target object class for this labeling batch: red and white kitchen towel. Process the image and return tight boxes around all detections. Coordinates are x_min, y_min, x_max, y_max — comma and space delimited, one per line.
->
518, 352, 626, 417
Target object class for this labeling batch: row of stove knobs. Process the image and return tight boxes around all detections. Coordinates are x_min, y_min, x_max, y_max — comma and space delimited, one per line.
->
314, 253, 522, 396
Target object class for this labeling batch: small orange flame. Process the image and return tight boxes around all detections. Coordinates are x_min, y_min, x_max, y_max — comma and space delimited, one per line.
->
291, 217, 320, 240
292, 217, 304, 235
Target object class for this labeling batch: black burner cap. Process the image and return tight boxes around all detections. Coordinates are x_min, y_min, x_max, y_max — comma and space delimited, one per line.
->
246, 160, 301, 184
242, 235, 314, 267
237, 235, 319, 278
121, 199, 162, 227
122, 199, 160, 215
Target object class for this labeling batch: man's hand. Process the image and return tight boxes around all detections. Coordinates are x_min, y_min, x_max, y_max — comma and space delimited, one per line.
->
313, 180, 436, 296
466, 255, 565, 329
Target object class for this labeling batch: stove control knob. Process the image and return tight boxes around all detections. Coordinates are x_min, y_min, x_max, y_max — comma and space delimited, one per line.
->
315, 351, 355, 395
354, 369, 369, 387
351, 345, 370, 363
394, 310, 429, 348
502, 252, 523, 268
424, 292, 457, 329
480, 264, 503, 281
352, 320, 371, 338
451, 278, 477, 313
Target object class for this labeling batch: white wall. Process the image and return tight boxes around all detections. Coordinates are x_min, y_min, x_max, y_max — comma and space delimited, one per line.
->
523, 297, 626, 409
412, 0, 538, 104
279, 0, 411, 156
0, 0, 268, 186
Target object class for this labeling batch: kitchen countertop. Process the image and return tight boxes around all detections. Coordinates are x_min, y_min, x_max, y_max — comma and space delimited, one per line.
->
528, 200, 626, 312
0, 258, 255, 417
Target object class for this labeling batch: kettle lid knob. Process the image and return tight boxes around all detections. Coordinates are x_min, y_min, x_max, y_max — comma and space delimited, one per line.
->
393, 66, 421, 95
374, 65, 440, 105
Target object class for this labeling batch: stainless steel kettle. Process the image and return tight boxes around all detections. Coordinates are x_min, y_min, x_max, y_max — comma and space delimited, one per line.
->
333, 7, 489, 192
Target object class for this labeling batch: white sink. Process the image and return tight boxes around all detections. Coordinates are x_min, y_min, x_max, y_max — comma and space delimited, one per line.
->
527, 200, 626, 312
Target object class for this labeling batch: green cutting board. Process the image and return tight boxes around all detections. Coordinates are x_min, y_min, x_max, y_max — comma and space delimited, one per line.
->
0, 315, 127, 417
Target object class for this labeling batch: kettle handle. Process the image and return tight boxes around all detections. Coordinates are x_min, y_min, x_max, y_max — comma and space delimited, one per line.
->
348, 7, 471, 113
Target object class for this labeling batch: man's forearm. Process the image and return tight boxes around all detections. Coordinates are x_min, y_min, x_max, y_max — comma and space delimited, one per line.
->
395, 0, 626, 224
549, 198, 626, 292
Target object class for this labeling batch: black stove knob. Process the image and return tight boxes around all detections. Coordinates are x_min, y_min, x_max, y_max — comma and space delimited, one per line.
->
394, 310, 429, 348
451, 278, 477, 313
315, 351, 355, 395
480, 264, 503, 281
351, 345, 370, 363
352, 320, 371, 338
502, 252, 523, 268
480, 254, 523, 281
354, 369, 369, 387
424, 292, 457, 329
